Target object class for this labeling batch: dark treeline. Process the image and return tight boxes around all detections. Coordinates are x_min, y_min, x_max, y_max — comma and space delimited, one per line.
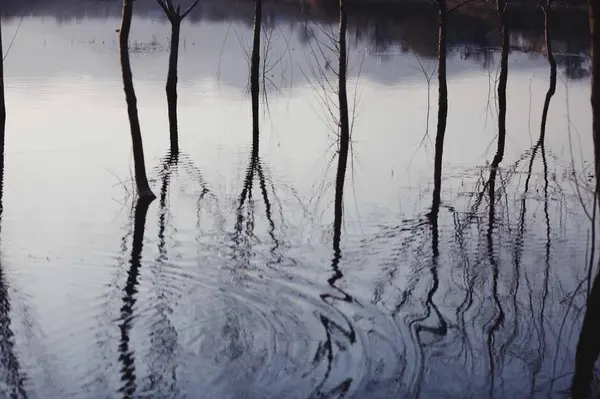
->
0, 0, 590, 78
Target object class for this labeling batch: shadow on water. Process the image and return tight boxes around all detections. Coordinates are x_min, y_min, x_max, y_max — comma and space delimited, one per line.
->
118, 195, 154, 398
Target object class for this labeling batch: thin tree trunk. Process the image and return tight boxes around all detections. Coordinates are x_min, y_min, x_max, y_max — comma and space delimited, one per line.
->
432, 0, 447, 214
491, 1, 508, 168
251, 0, 262, 159
167, 19, 181, 155
590, 0, 600, 194
0, 14, 6, 214
0, 16, 5, 135
334, 0, 349, 252
539, 6, 556, 142
120, 0, 155, 199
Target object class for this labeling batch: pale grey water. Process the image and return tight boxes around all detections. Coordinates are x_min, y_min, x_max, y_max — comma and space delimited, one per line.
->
0, 3, 595, 398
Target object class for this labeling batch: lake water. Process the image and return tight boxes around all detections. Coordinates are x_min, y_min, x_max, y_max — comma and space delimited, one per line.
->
0, 1, 596, 398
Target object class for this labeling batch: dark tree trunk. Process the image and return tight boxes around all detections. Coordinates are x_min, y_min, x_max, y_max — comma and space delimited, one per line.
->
571, 3, 600, 398
540, 6, 557, 137
120, 0, 155, 199
167, 19, 181, 155
590, 0, 600, 193
0, 14, 5, 215
334, 0, 349, 253
491, 1, 509, 168
251, 0, 262, 158
432, 0, 447, 215
572, 271, 600, 399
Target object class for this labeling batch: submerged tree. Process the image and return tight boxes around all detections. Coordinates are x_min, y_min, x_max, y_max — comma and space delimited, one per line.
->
120, 0, 155, 199
156, 0, 201, 154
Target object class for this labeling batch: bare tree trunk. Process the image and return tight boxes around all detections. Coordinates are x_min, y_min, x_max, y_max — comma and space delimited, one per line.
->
334, 0, 349, 252
571, 3, 600, 398
491, 0, 508, 168
590, 0, 600, 194
0, 16, 5, 137
540, 6, 557, 136
120, 0, 155, 199
432, 0, 447, 214
167, 19, 181, 155
251, 0, 262, 159
0, 14, 6, 215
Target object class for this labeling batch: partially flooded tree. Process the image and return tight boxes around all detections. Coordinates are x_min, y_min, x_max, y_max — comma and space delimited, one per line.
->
491, 0, 509, 167
431, 0, 480, 214
0, 10, 6, 215
251, 0, 261, 148
431, 0, 448, 215
0, 11, 5, 143
233, 0, 282, 262
334, 0, 349, 252
156, 0, 201, 155
589, 0, 600, 191
120, 0, 155, 199
571, 1, 600, 397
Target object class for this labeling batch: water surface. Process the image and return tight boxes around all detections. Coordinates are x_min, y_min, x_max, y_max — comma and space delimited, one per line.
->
0, 1, 596, 398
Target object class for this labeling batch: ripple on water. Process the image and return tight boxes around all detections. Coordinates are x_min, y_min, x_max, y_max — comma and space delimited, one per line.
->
131, 262, 410, 399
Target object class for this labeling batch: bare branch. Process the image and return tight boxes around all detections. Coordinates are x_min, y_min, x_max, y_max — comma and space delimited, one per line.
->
181, 0, 201, 20
156, 0, 171, 17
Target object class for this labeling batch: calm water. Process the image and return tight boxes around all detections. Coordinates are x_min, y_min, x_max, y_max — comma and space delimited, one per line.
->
0, 1, 596, 398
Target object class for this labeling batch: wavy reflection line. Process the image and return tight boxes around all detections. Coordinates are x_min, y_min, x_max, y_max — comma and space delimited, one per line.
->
118, 196, 153, 398
233, 0, 280, 264
144, 151, 181, 396
310, 2, 358, 397
485, 168, 504, 399
483, 3, 510, 394
405, 2, 451, 395
533, 2, 556, 392
157, 152, 179, 262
